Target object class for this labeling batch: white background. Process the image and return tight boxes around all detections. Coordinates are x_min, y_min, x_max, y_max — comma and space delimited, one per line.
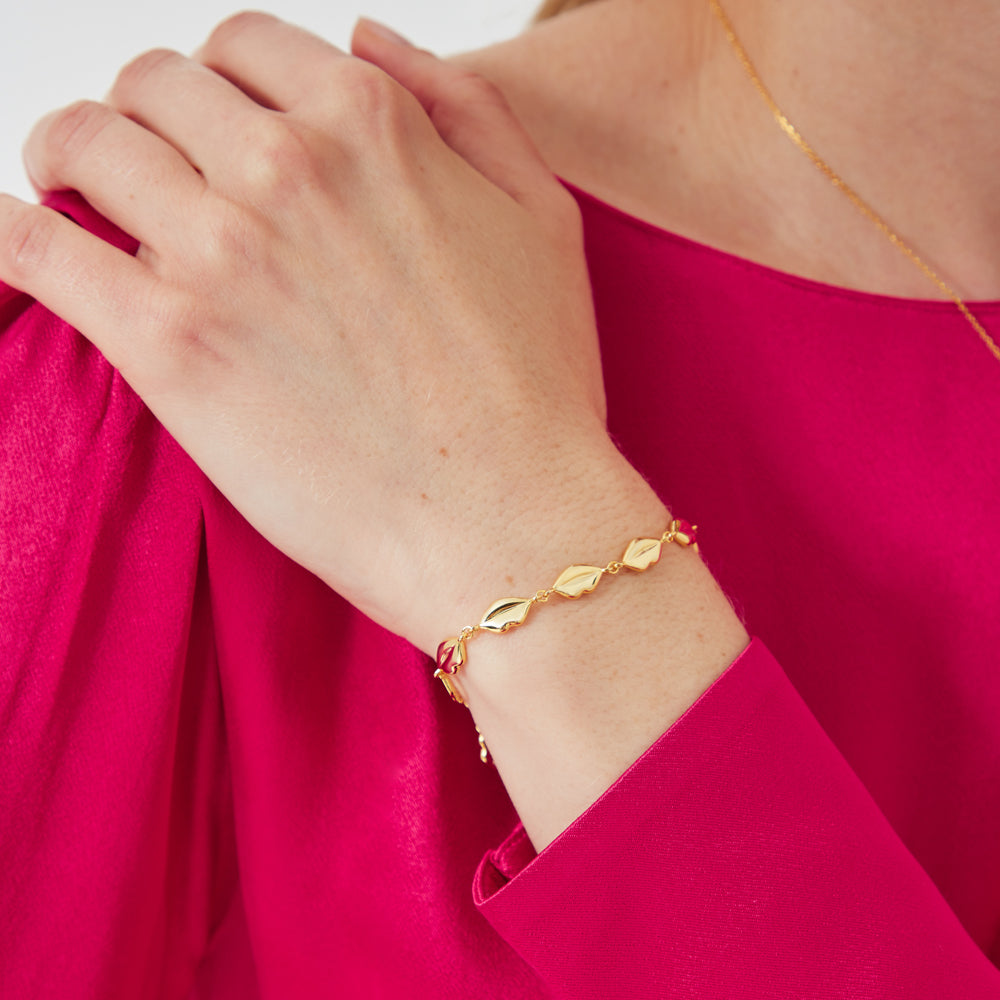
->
0, 0, 540, 200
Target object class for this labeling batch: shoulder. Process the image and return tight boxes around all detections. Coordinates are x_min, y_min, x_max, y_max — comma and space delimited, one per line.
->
446, 2, 708, 226
0, 191, 203, 638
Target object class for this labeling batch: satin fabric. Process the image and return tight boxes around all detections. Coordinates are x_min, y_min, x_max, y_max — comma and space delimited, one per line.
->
1, 187, 997, 997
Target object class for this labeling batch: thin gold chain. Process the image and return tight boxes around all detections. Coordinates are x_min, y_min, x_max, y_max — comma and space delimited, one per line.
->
708, 0, 1000, 365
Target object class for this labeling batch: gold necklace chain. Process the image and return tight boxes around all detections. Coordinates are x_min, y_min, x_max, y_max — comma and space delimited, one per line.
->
708, 0, 1000, 365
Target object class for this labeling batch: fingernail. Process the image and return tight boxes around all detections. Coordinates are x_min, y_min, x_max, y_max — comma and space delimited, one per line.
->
356, 17, 413, 47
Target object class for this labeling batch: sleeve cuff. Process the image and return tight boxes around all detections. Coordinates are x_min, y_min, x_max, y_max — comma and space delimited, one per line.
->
471, 638, 1000, 998
474, 636, 761, 903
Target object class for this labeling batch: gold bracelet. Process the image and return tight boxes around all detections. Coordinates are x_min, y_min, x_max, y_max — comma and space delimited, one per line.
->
433, 519, 699, 714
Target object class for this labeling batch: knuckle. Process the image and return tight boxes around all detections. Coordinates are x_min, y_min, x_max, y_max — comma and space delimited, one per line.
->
138, 287, 228, 391
197, 200, 263, 273
450, 69, 505, 108
42, 99, 114, 167
112, 48, 181, 100
157, 293, 212, 367
2, 202, 58, 276
334, 61, 409, 135
426, 71, 505, 142
204, 10, 277, 58
241, 118, 321, 198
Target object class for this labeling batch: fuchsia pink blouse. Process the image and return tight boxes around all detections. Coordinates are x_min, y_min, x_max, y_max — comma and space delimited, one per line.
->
1, 186, 999, 998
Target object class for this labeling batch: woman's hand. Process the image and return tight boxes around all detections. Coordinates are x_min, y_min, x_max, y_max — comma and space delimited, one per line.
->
0, 13, 649, 653
0, 13, 750, 846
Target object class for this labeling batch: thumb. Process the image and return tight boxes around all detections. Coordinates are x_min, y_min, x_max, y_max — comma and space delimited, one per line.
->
351, 18, 559, 210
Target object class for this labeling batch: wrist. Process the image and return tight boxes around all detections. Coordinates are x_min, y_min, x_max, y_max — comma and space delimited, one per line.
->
406, 434, 669, 657
451, 505, 749, 849
397, 431, 750, 850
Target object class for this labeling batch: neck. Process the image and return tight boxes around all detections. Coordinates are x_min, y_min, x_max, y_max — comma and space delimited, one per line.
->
742, 0, 1000, 153
460, 0, 1000, 298
703, 0, 1000, 296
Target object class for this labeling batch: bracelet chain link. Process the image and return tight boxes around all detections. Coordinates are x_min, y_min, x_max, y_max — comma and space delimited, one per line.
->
433, 519, 699, 718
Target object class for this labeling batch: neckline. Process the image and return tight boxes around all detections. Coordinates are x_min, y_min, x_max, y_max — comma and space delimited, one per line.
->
562, 179, 1000, 313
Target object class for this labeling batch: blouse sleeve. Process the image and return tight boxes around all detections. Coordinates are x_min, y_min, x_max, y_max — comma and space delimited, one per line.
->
473, 639, 1000, 998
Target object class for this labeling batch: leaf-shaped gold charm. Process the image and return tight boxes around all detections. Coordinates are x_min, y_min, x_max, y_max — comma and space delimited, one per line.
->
622, 537, 662, 572
435, 636, 466, 675
480, 598, 533, 633
552, 565, 604, 598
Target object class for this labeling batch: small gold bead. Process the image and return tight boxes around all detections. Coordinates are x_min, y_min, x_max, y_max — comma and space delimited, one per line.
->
476, 725, 492, 765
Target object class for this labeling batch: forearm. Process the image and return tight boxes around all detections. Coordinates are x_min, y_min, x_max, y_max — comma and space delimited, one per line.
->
428, 445, 749, 851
